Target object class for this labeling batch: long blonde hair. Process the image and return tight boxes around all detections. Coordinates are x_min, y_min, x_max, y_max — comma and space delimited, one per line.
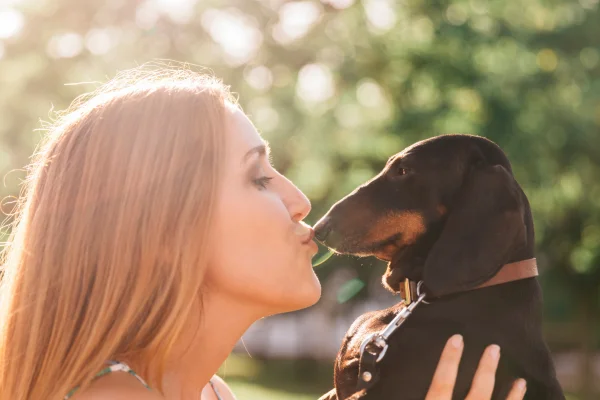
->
0, 65, 234, 399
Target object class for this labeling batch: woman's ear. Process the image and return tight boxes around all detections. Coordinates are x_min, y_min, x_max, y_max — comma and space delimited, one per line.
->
422, 164, 526, 297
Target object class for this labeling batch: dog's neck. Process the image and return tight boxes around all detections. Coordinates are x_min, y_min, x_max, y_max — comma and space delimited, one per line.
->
399, 258, 539, 304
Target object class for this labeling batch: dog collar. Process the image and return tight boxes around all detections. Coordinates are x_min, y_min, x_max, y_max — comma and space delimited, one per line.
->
354, 258, 539, 397
399, 258, 539, 304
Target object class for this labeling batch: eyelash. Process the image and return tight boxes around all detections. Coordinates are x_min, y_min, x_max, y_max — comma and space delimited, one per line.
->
254, 176, 274, 190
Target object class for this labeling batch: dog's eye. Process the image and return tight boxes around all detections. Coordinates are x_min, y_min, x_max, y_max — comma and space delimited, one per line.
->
397, 167, 407, 176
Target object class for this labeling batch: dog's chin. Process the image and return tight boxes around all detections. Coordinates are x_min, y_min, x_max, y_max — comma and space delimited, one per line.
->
383, 255, 425, 293
383, 265, 405, 292
382, 248, 424, 292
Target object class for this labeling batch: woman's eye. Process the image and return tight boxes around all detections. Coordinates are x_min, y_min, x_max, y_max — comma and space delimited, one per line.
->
254, 176, 274, 190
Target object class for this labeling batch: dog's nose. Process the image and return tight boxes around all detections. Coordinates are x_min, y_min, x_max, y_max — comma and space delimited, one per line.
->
313, 216, 332, 242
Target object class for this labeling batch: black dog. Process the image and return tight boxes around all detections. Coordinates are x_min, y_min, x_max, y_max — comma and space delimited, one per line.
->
314, 135, 564, 399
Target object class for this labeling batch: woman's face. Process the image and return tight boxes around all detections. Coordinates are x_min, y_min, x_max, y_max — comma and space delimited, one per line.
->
205, 106, 321, 314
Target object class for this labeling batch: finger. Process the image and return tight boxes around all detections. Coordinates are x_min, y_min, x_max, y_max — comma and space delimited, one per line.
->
425, 334, 464, 400
505, 379, 527, 400
465, 344, 501, 400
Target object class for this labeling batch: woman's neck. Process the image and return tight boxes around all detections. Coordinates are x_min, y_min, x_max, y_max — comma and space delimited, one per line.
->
160, 291, 265, 399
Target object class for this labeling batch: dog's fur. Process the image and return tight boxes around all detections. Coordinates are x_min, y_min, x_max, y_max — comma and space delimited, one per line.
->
314, 135, 564, 400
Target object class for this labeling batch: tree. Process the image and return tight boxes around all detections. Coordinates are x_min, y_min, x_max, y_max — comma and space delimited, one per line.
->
0, 0, 598, 396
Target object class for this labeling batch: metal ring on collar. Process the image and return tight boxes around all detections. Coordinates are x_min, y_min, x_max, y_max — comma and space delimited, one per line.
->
359, 333, 389, 363
416, 280, 430, 304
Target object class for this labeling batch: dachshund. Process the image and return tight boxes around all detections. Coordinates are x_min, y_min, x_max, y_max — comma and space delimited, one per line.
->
314, 135, 564, 400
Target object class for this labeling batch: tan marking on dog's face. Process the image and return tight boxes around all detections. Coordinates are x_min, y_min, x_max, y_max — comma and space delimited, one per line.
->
437, 204, 447, 216
365, 211, 426, 260
399, 212, 426, 244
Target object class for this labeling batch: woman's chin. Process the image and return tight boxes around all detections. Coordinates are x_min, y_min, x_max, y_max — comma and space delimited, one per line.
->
303, 273, 323, 306
273, 274, 322, 315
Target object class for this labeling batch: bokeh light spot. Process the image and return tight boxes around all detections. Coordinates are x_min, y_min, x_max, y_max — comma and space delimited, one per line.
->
46, 33, 84, 59
537, 48, 558, 72
296, 63, 335, 103
0, 9, 24, 39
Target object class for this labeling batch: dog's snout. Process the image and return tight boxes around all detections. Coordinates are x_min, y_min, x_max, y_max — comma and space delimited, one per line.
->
314, 216, 332, 242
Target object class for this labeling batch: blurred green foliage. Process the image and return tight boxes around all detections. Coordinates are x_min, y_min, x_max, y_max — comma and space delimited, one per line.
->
0, 0, 599, 397
218, 354, 333, 399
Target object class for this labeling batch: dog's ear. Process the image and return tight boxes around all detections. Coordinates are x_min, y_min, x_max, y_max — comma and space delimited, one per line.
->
422, 163, 526, 297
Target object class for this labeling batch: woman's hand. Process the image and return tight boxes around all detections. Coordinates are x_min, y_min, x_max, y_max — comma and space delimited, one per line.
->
425, 335, 527, 400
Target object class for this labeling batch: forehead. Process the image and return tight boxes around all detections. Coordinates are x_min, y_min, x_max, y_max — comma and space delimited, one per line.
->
226, 106, 264, 152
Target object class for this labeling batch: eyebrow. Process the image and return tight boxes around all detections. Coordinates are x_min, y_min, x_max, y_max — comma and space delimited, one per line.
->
242, 141, 271, 164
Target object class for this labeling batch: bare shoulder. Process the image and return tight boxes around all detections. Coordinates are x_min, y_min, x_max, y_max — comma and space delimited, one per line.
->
72, 372, 163, 400
201, 375, 237, 400
76, 390, 162, 400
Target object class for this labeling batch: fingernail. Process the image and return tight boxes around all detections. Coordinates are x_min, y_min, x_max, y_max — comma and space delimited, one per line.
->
516, 379, 527, 394
489, 344, 500, 360
450, 334, 463, 349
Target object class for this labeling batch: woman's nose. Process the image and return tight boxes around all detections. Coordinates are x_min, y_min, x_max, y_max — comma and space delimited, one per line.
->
281, 176, 311, 221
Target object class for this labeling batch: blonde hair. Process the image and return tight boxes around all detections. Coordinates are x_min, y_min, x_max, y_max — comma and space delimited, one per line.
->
0, 64, 235, 399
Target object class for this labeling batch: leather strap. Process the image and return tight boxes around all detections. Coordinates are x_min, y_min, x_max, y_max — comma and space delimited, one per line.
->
474, 258, 538, 290
356, 350, 380, 393
399, 258, 538, 304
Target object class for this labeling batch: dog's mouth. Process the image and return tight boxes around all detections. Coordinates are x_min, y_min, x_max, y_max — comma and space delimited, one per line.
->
370, 233, 404, 261
324, 231, 417, 293
329, 232, 404, 262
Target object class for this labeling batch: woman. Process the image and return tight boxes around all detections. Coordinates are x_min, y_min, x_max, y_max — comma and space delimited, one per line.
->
0, 66, 526, 399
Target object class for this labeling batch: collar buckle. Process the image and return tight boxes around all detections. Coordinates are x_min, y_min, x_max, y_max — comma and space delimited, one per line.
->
399, 279, 418, 305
